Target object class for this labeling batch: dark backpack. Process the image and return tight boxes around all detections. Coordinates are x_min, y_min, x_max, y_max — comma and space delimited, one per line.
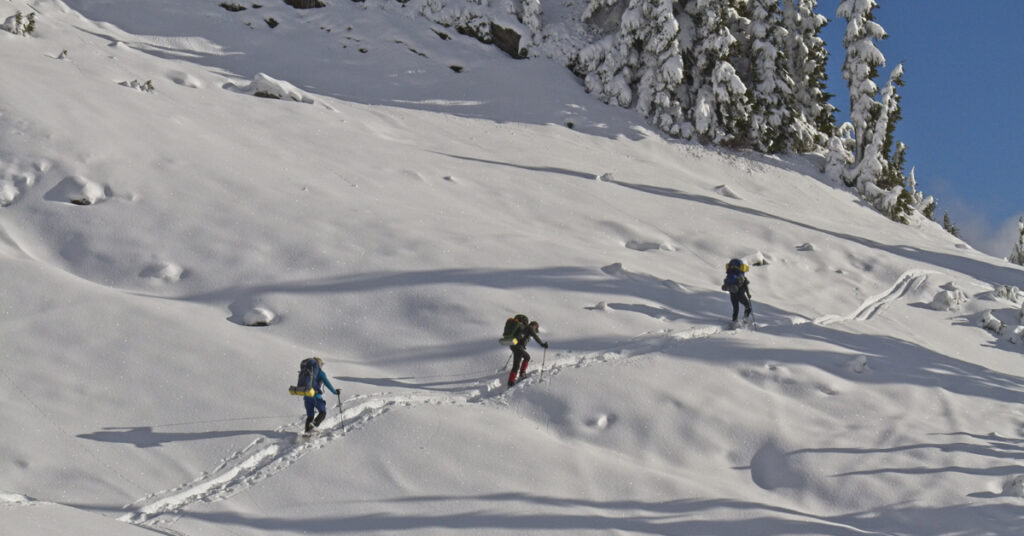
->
289, 357, 321, 396
499, 314, 529, 345
722, 272, 744, 293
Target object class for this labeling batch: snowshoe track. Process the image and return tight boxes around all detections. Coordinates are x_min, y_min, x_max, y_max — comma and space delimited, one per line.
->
814, 270, 933, 325
118, 270, 932, 530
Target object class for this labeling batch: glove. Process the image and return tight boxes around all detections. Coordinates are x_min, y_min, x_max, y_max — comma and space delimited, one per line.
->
541, 342, 549, 349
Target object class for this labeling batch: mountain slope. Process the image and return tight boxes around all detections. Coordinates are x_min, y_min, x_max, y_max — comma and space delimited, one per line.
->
3, 1, 1024, 535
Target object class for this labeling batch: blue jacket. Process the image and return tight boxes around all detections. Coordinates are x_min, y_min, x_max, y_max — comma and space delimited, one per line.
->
309, 369, 339, 399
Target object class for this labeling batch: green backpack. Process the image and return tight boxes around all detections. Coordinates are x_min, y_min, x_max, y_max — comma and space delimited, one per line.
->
499, 314, 529, 346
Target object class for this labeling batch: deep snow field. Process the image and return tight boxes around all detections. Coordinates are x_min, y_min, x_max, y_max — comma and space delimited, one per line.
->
4, 1, 1024, 535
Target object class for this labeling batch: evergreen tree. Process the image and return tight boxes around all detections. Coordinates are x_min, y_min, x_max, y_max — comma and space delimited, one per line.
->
873, 65, 914, 222
521, 0, 543, 42
942, 212, 960, 238
633, 0, 685, 135
577, 8, 638, 109
1010, 218, 1024, 265
781, 0, 833, 150
577, 0, 685, 133
837, 0, 886, 187
824, 122, 855, 182
685, 0, 751, 146
906, 168, 935, 219
746, 0, 795, 152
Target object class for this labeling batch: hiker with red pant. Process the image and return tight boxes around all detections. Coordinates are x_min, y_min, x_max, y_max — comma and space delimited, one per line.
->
507, 319, 548, 386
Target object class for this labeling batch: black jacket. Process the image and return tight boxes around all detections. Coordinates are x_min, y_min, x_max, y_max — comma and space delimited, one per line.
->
513, 323, 546, 349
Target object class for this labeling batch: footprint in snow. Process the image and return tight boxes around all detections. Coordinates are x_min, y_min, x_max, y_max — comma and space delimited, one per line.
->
625, 239, 673, 252
0, 160, 47, 207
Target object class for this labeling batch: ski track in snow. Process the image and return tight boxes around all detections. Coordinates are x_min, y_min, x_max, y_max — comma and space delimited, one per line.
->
813, 269, 934, 325
119, 270, 934, 530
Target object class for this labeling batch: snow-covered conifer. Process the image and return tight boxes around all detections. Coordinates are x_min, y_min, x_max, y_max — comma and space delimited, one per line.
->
906, 168, 935, 219
685, 0, 751, 146
1009, 218, 1024, 266
781, 0, 833, 151
521, 0, 543, 42
824, 122, 854, 182
577, 0, 685, 135
746, 0, 796, 152
837, 0, 886, 186
633, 0, 685, 134
942, 212, 960, 238
855, 64, 914, 222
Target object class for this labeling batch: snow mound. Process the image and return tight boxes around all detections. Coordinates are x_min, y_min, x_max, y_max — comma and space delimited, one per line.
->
232, 73, 315, 104
168, 70, 203, 88
139, 261, 185, 283
1003, 475, 1024, 497
749, 439, 810, 491
930, 283, 969, 311
243, 307, 277, 327
714, 184, 740, 199
0, 491, 32, 505
45, 175, 108, 205
980, 310, 1005, 334
796, 242, 816, 252
993, 285, 1023, 303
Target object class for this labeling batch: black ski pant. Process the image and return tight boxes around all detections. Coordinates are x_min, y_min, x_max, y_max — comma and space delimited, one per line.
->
511, 345, 531, 376
730, 292, 752, 322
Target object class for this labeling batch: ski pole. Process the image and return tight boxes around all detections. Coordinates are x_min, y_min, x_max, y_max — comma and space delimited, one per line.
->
337, 391, 344, 436
503, 352, 512, 371
540, 347, 547, 382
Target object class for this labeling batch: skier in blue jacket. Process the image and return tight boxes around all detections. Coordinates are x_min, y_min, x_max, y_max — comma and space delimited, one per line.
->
303, 357, 340, 433
722, 258, 752, 327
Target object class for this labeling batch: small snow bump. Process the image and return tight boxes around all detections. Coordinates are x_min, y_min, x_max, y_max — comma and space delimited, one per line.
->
46, 175, 109, 205
624, 240, 667, 252
140, 262, 185, 283
600, 263, 624, 276
796, 242, 815, 252
714, 184, 740, 199
585, 413, 615, 430
1003, 475, 1024, 497
243, 307, 277, 327
846, 355, 869, 374
231, 73, 315, 104
168, 70, 203, 88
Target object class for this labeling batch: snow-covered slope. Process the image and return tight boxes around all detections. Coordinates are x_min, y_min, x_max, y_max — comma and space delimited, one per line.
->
4, 1, 1024, 534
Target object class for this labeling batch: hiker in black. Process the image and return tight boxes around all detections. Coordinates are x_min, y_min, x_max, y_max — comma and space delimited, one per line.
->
508, 320, 547, 386
722, 258, 752, 324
